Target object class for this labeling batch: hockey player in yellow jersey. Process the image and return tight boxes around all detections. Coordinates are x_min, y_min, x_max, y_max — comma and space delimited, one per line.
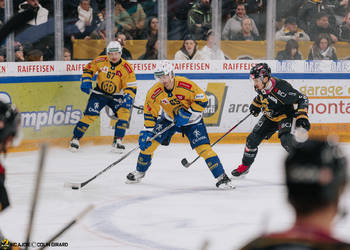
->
69, 41, 137, 153
126, 61, 234, 189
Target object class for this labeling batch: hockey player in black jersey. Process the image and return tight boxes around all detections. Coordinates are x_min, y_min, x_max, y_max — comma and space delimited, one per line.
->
232, 63, 310, 177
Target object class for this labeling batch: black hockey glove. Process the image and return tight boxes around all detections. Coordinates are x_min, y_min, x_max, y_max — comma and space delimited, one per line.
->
295, 111, 310, 131
249, 104, 261, 117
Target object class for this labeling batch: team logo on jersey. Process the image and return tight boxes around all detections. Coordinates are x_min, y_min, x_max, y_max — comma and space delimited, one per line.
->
193, 129, 201, 138
151, 87, 163, 99
203, 83, 228, 126
101, 66, 109, 73
161, 98, 170, 104
175, 94, 185, 100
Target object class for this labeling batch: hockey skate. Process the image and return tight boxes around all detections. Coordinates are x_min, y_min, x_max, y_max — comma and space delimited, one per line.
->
126, 170, 145, 184
231, 164, 250, 178
111, 138, 125, 153
69, 137, 80, 152
216, 173, 235, 189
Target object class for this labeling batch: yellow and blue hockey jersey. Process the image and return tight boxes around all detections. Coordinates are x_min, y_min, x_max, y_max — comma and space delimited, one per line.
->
82, 56, 137, 98
143, 76, 208, 129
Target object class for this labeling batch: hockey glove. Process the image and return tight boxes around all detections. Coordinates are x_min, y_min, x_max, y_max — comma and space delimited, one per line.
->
80, 78, 92, 94
295, 111, 310, 131
121, 94, 133, 109
174, 108, 191, 127
249, 104, 261, 117
139, 130, 154, 151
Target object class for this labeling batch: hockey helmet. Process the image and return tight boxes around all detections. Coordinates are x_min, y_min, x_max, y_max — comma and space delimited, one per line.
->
107, 41, 122, 55
154, 61, 175, 80
0, 101, 21, 153
250, 63, 271, 81
285, 137, 348, 213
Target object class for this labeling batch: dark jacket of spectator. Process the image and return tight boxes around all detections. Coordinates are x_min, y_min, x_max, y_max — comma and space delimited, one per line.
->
339, 11, 350, 41
187, 0, 211, 40
297, 0, 336, 33
276, 39, 302, 60
138, 36, 158, 60
308, 12, 339, 42
308, 33, 337, 60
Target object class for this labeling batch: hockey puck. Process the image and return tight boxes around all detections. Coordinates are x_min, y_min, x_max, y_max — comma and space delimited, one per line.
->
72, 187, 79, 190
181, 158, 188, 166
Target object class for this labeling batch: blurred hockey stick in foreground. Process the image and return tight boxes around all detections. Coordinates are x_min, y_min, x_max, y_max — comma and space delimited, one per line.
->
64, 122, 175, 190
38, 204, 94, 250
90, 89, 143, 110
24, 144, 47, 250
181, 113, 251, 168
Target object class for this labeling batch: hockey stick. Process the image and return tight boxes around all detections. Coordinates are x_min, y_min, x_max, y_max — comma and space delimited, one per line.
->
24, 144, 47, 250
38, 205, 94, 250
90, 89, 143, 110
64, 123, 175, 190
181, 113, 252, 168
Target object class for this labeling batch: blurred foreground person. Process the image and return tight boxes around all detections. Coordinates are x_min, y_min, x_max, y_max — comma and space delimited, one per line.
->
0, 100, 21, 249
240, 137, 350, 250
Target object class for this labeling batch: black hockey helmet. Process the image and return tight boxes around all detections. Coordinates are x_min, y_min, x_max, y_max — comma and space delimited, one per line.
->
0, 101, 21, 153
285, 137, 348, 214
250, 63, 271, 81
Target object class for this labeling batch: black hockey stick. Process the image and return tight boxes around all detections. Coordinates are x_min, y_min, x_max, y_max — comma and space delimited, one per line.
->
181, 113, 251, 168
38, 205, 94, 250
24, 144, 47, 250
90, 89, 143, 110
64, 123, 175, 190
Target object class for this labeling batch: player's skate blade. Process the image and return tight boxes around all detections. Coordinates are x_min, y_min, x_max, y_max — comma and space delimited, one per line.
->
111, 139, 125, 154
216, 174, 235, 189
125, 170, 145, 184
69, 138, 80, 152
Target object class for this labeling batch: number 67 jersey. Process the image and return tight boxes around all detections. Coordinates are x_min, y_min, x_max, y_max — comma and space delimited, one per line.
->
143, 76, 208, 129
82, 55, 137, 98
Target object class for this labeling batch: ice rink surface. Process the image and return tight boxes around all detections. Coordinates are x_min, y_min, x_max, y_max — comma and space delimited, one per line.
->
1, 142, 349, 250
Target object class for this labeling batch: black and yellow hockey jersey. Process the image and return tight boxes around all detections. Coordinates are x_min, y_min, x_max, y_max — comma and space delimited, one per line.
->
251, 77, 309, 122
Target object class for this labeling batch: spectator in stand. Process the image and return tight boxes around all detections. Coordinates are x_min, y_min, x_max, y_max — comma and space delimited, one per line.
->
14, 44, 25, 62
17, 0, 49, 27
72, 0, 98, 39
174, 34, 203, 60
276, 39, 302, 60
339, 11, 350, 41
64, 48, 71, 61
140, 16, 158, 40
334, 0, 350, 25
222, 3, 259, 40
240, 137, 350, 250
138, 36, 158, 60
275, 16, 310, 42
200, 29, 227, 60
308, 12, 339, 43
99, 32, 132, 60
187, 0, 211, 40
233, 16, 260, 40
26, 48, 43, 61
308, 33, 337, 60
168, 0, 193, 40
116, 32, 132, 60
297, 0, 337, 34
114, 0, 146, 40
